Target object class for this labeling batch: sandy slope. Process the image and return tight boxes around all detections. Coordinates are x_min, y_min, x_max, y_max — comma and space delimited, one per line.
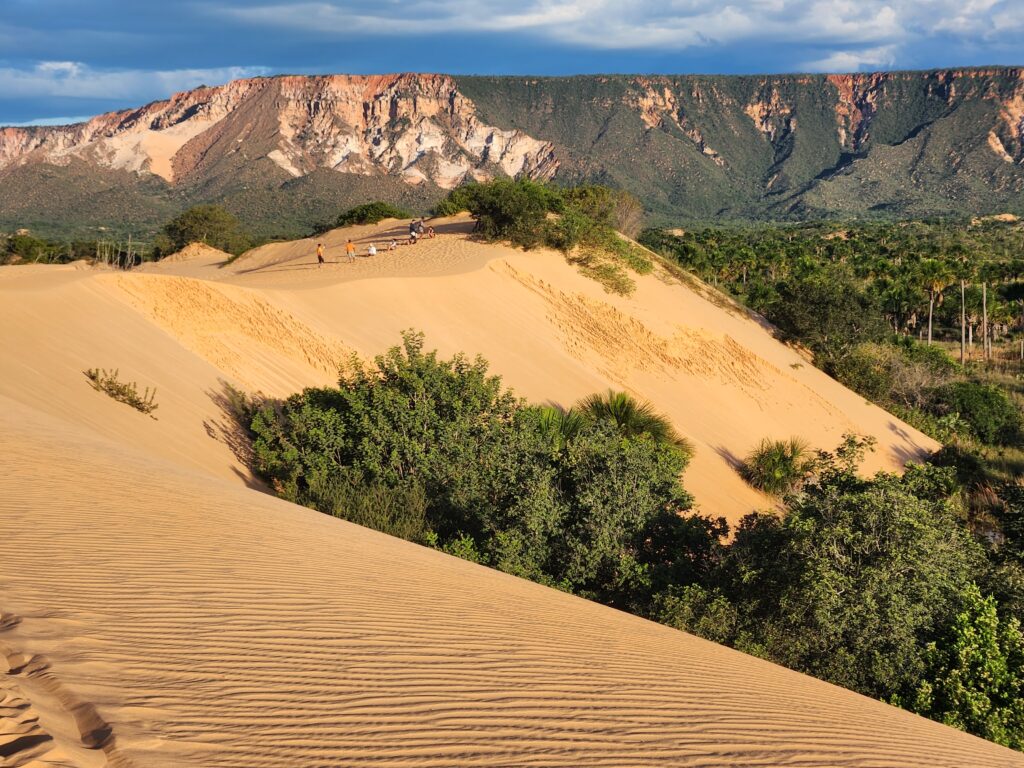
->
1, 397, 1020, 767
1, 216, 936, 519
2, 217, 998, 766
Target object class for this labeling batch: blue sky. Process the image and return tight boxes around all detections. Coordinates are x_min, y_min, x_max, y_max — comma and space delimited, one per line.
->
1, 0, 1022, 125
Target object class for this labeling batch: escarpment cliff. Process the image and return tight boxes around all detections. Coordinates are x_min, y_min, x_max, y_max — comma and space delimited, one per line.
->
2, 68, 1023, 236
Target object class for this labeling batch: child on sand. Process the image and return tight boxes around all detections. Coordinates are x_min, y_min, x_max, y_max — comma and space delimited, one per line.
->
388, 240, 397, 251
316, 243, 325, 267
426, 226, 435, 239
345, 239, 356, 263
367, 243, 377, 257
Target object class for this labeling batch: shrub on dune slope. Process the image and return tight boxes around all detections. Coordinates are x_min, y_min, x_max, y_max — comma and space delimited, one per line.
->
242, 331, 1024, 750
248, 331, 714, 609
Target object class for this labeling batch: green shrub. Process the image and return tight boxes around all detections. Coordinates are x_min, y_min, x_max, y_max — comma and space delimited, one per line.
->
247, 332, 713, 612
307, 474, 430, 542
464, 178, 554, 248
334, 201, 412, 227
726, 459, 984, 701
656, 584, 739, 645
84, 368, 159, 417
740, 437, 811, 496
771, 273, 887, 372
907, 583, 1024, 749
432, 185, 479, 217
163, 205, 250, 254
835, 340, 958, 410
934, 381, 1022, 445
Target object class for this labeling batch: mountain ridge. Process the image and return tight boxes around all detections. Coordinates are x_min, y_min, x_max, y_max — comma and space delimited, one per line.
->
2, 67, 1023, 238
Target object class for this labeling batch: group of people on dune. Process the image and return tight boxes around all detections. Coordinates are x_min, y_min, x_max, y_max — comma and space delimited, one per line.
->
315, 220, 436, 267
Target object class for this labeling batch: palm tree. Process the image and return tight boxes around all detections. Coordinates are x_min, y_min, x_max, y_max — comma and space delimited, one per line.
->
534, 404, 586, 452
918, 259, 955, 345
576, 390, 692, 456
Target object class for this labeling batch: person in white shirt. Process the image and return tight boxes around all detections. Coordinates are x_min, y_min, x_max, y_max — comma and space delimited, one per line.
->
367, 243, 377, 257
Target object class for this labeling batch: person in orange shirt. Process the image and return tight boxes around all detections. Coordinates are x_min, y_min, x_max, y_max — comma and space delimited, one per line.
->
316, 243, 325, 267
345, 239, 356, 263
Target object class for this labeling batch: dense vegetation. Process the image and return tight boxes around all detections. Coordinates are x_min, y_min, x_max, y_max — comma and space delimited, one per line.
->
642, 219, 1024, 480
1, 231, 148, 267
436, 179, 652, 294
239, 329, 1024, 750
311, 201, 413, 234
242, 333, 714, 608
637, 217, 1024, 745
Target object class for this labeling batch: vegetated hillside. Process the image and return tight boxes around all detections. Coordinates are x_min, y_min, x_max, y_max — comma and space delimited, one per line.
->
457, 69, 1024, 222
1, 68, 1023, 239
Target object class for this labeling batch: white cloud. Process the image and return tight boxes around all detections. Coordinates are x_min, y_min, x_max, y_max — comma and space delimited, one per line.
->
0, 61, 270, 101
212, 0, 1024, 66
803, 45, 898, 72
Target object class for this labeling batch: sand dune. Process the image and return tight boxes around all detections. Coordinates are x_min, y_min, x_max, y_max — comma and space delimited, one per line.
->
1, 396, 1020, 767
0, 217, 996, 766
1, 215, 936, 520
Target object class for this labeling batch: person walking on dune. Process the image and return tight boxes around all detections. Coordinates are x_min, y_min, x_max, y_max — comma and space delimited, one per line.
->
316, 243, 325, 268
345, 239, 356, 263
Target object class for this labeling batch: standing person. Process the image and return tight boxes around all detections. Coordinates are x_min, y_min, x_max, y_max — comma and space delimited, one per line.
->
367, 243, 377, 258
415, 219, 425, 236
345, 239, 356, 263
316, 243, 325, 267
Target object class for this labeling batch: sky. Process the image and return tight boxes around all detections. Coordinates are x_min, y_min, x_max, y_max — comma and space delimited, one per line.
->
1, 0, 1022, 125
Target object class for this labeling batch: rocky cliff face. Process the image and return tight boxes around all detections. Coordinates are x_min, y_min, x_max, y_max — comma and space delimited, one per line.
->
3, 69, 1024, 237
0, 74, 558, 189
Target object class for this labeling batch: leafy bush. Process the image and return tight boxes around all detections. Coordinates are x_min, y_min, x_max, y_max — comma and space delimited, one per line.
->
740, 437, 811, 496
84, 368, 159, 417
307, 474, 430, 542
463, 178, 555, 248
908, 583, 1024, 749
726, 458, 984, 700
248, 332, 714, 612
432, 180, 652, 294
334, 202, 413, 227
835, 340, 959, 410
163, 205, 250, 254
771, 272, 887, 372
933, 381, 1022, 445
432, 185, 479, 217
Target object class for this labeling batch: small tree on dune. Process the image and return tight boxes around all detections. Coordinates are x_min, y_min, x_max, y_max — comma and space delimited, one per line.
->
163, 205, 249, 254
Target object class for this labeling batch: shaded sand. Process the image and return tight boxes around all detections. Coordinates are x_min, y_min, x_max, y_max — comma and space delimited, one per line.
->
1, 397, 1020, 767
0, 215, 937, 520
